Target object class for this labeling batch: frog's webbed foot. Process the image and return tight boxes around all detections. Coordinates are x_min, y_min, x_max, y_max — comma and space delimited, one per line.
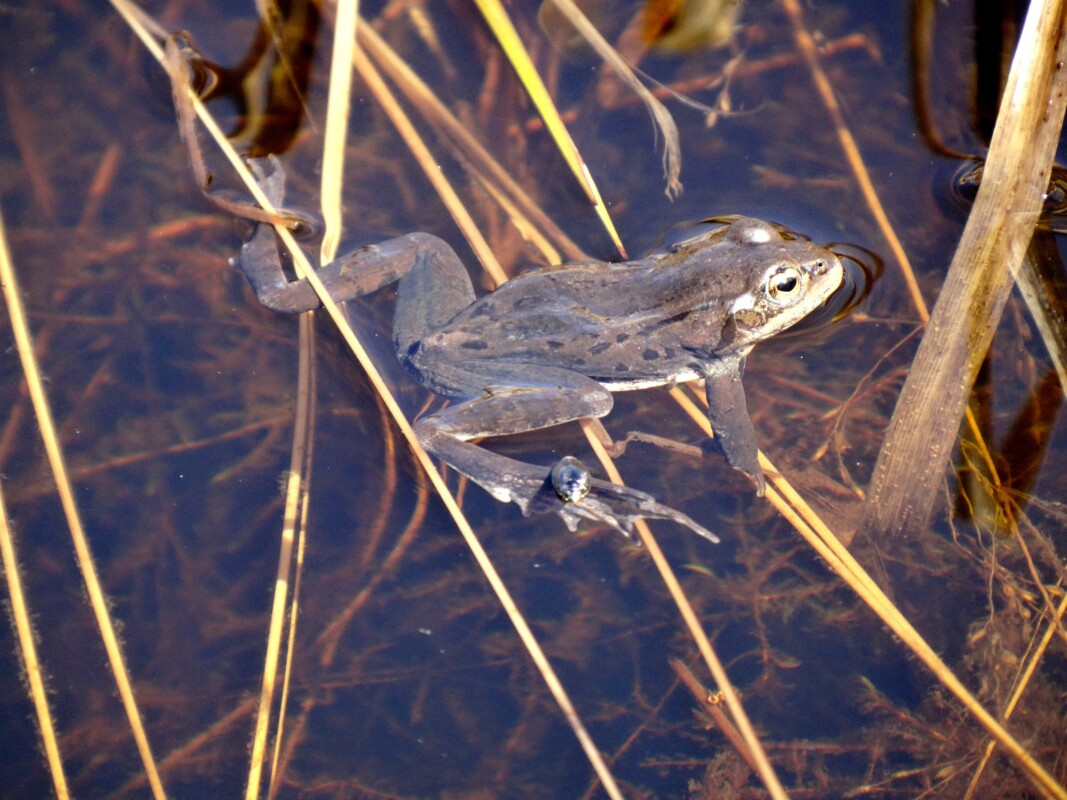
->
531, 458, 720, 543
420, 425, 717, 542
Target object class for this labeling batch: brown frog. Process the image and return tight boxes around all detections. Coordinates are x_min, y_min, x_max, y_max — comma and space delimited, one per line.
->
236, 160, 844, 541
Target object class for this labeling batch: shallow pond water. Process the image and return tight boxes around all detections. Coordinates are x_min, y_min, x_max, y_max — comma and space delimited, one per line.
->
0, 1, 1064, 798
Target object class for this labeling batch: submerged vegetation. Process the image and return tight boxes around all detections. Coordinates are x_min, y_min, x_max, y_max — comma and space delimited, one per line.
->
0, 1, 1064, 798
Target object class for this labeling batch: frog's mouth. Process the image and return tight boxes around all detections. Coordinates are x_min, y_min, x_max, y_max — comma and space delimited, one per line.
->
774, 243, 883, 340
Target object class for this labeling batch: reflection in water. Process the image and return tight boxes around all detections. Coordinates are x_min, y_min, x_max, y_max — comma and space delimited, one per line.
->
188, 0, 321, 158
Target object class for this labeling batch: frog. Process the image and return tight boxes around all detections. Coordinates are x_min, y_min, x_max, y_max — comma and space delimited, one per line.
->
234, 159, 844, 542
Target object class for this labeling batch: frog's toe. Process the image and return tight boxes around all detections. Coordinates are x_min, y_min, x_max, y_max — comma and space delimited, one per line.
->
582, 479, 720, 543
524, 474, 718, 543
456, 455, 717, 543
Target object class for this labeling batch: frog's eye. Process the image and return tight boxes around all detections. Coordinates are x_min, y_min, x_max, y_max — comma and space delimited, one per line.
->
766, 266, 803, 304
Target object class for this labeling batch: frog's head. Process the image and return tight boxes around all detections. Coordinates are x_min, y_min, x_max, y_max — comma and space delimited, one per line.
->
721, 217, 844, 349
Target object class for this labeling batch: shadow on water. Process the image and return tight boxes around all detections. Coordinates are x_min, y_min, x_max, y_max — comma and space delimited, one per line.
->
0, 1, 1064, 798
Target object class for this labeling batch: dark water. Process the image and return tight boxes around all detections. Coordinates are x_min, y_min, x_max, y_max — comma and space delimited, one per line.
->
0, 1, 1064, 798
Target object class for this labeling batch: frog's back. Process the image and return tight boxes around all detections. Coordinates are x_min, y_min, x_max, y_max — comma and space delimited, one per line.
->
409, 260, 722, 391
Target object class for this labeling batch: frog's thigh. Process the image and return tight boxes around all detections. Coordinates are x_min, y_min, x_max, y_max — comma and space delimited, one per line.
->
414, 364, 612, 506
418, 363, 613, 440
393, 237, 476, 353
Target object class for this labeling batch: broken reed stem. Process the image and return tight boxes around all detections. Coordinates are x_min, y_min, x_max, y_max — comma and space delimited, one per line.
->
860, 0, 1067, 540
318, 0, 358, 266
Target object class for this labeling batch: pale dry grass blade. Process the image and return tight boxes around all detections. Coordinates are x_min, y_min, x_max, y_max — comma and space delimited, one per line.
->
268, 516, 309, 800
581, 421, 791, 800
0, 204, 166, 798
473, 0, 626, 256
320, 0, 359, 265
244, 315, 316, 800
358, 21, 587, 263
0, 487, 69, 800
351, 43, 625, 800
268, 316, 317, 800
545, 0, 684, 200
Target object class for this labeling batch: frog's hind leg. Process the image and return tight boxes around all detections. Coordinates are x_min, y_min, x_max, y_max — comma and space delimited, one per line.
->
392, 237, 476, 356
237, 227, 439, 315
235, 160, 461, 314
414, 363, 717, 542
416, 362, 614, 441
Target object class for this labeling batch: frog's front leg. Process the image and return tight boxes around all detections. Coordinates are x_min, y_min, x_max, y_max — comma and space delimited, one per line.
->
414, 362, 718, 543
704, 354, 765, 495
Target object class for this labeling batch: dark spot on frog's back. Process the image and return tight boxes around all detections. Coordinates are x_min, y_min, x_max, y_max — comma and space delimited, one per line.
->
643, 348, 659, 360
547, 340, 565, 350
461, 340, 489, 350
590, 342, 612, 355
615, 333, 629, 343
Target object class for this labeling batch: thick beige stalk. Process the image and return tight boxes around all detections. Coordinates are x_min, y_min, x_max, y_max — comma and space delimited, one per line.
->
861, 0, 1067, 540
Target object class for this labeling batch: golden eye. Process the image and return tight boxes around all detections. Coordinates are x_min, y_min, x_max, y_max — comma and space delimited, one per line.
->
766, 266, 802, 303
